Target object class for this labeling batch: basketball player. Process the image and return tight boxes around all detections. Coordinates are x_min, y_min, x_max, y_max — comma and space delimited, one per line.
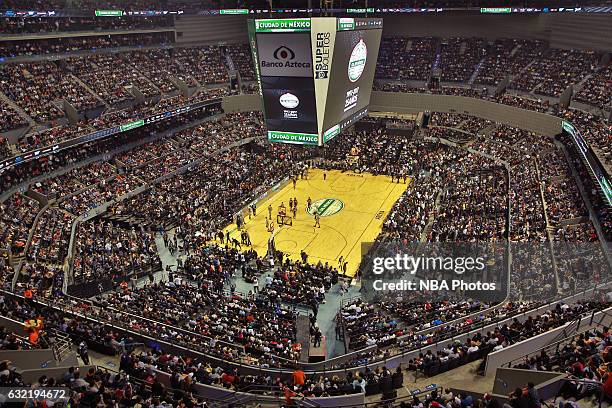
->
268, 204, 273, 219
289, 198, 294, 212
307, 197, 312, 212
323, 172, 327, 181
314, 211, 321, 228
293, 177, 297, 189
292, 203, 297, 219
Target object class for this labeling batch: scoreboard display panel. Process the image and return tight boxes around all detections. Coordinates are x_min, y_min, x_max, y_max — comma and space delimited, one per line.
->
248, 17, 383, 146
321, 22, 383, 142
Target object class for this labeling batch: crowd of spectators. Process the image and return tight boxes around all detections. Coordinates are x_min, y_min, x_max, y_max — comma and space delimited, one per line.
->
107, 278, 300, 361
429, 153, 507, 242
0, 101, 219, 196
17, 261, 64, 297
17, 123, 94, 152
226, 44, 255, 81
60, 173, 144, 215
0, 61, 97, 122
260, 260, 339, 308
31, 161, 118, 198
70, 53, 161, 101
0, 136, 11, 158
0, 72, 230, 159
0, 99, 28, 133
407, 301, 604, 376
474, 39, 548, 86
430, 112, 465, 128
574, 64, 612, 110
0, 326, 28, 350
338, 288, 607, 376
439, 37, 486, 82
341, 299, 401, 350
373, 36, 606, 116
26, 208, 72, 265
0, 193, 40, 255
175, 46, 230, 85
1, 278, 607, 405
376, 36, 437, 81
0, 17, 172, 34
0, 257, 15, 290
72, 219, 161, 288
0, 32, 174, 59
0, 31, 609, 404
0, 44, 238, 156
539, 148, 589, 224
509, 49, 600, 97
429, 112, 493, 135
494, 93, 551, 113
512, 325, 612, 400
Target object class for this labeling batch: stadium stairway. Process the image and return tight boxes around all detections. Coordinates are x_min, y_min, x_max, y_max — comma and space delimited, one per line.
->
468, 55, 488, 85
420, 189, 443, 241
296, 314, 311, 363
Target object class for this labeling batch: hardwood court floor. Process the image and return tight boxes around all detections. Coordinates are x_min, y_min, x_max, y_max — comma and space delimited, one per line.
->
223, 169, 410, 277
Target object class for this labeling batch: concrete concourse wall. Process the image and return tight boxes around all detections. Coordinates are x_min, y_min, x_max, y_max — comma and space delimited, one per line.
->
224, 92, 563, 136
173, 13, 612, 52
222, 94, 262, 113
369, 91, 563, 136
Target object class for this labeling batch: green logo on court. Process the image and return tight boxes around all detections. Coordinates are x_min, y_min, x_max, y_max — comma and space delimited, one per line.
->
308, 198, 344, 217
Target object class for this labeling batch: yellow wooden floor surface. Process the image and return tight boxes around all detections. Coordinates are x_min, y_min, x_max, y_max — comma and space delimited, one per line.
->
222, 169, 410, 277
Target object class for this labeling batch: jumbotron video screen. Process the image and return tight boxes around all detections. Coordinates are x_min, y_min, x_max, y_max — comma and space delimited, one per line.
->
248, 17, 383, 145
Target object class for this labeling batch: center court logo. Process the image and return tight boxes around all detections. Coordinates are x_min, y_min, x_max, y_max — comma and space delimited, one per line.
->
308, 198, 344, 217
348, 39, 367, 82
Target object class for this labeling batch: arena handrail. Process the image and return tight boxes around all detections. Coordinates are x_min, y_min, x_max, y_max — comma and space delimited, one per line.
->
502, 310, 612, 370
484, 304, 612, 376
62, 291, 247, 355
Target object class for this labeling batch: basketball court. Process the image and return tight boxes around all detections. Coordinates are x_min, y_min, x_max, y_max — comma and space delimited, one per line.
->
222, 168, 410, 277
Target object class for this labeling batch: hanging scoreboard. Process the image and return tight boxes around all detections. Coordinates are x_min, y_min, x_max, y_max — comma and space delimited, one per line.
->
248, 17, 383, 145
